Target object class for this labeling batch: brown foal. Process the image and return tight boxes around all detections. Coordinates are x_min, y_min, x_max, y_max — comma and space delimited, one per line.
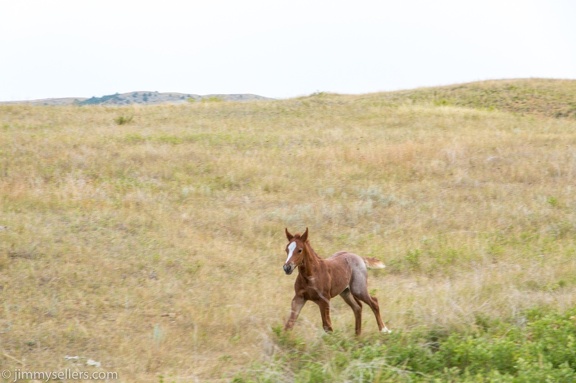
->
283, 227, 391, 335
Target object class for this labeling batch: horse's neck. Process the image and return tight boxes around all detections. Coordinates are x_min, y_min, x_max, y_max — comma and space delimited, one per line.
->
299, 243, 323, 277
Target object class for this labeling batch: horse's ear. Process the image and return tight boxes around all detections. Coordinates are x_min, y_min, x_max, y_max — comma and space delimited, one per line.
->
301, 227, 309, 242
285, 228, 294, 241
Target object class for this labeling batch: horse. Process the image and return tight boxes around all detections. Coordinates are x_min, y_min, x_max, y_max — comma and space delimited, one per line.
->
282, 227, 391, 335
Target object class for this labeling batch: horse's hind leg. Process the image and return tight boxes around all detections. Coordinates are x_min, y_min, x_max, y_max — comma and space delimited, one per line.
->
355, 292, 391, 333
350, 279, 391, 333
340, 288, 363, 335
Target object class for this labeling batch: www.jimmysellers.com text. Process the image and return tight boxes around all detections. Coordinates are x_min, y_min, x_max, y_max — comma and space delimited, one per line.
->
2, 369, 118, 382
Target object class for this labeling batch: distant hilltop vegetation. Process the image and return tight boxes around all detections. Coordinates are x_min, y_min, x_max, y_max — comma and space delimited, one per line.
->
1, 91, 272, 106
2, 79, 575, 117
369, 78, 576, 119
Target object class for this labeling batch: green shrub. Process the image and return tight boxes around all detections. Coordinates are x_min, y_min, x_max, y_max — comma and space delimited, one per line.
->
114, 115, 134, 125
236, 308, 576, 382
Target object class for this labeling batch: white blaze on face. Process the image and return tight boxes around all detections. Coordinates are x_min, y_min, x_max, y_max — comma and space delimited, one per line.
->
285, 241, 297, 264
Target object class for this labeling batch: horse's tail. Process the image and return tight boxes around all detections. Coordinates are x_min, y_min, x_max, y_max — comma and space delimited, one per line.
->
363, 257, 386, 270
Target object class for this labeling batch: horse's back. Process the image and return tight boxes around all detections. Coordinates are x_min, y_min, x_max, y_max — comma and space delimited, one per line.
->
328, 251, 368, 273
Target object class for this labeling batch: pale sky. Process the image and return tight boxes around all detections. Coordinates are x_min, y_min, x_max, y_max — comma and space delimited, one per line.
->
1, 0, 575, 101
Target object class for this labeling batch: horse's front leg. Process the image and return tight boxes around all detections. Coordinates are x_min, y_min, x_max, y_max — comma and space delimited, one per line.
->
317, 299, 333, 333
285, 295, 306, 331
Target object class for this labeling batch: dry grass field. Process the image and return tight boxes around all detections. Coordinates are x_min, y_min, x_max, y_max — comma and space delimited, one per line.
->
1, 79, 576, 382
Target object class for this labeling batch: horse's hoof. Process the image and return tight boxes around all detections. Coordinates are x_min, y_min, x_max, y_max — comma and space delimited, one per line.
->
381, 328, 392, 334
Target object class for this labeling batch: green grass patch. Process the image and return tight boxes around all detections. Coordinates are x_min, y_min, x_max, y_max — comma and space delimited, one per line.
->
237, 307, 576, 382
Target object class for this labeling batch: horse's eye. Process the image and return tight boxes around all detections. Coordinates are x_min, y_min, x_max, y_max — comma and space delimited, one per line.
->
298, 249, 303, 253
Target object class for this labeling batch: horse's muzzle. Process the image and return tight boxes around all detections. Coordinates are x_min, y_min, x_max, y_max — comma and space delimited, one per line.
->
283, 264, 294, 275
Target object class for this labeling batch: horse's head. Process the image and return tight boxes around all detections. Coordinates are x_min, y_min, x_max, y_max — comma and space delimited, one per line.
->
283, 227, 309, 275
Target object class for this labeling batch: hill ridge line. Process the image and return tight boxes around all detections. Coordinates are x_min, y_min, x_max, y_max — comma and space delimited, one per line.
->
0, 91, 273, 106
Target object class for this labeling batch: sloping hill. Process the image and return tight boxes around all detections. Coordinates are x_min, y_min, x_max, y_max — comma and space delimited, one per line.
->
1, 80, 576, 381
3, 79, 574, 113
370, 78, 576, 119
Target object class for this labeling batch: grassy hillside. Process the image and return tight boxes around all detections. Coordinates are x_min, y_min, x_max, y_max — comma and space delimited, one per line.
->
368, 78, 576, 119
1, 79, 576, 382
